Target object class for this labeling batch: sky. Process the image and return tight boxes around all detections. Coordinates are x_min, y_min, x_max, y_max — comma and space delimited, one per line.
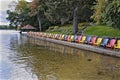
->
0, 0, 32, 25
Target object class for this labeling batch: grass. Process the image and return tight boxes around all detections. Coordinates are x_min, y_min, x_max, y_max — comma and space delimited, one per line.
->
45, 24, 120, 37
84, 25, 120, 37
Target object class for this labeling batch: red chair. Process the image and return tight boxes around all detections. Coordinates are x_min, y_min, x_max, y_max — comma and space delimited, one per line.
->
89, 36, 97, 45
106, 39, 116, 49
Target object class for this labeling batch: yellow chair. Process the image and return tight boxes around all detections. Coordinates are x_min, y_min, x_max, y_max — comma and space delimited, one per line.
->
114, 40, 120, 49
94, 38, 102, 46
53, 34, 58, 39
48, 33, 52, 38
79, 36, 86, 43
68, 35, 74, 42
61, 34, 65, 40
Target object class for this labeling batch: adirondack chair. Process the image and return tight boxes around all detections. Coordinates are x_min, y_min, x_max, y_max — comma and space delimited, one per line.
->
47, 33, 50, 38
94, 38, 102, 46
75, 35, 82, 43
71, 35, 78, 42
57, 34, 62, 40
65, 35, 70, 41
89, 36, 97, 45
36, 32, 39, 36
62, 34, 66, 40
52, 34, 57, 39
43, 33, 47, 37
68, 35, 74, 42
56, 34, 60, 39
59, 34, 64, 40
67, 35, 71, 41
114, 40, 120, 49
79, 36, 86, 43
63, 35, 68, 41
62, 34, 65, 39
39, 32, 42, 37
51, 34, 54, 39
84, 36, 92, 44
58, 34, 62, 39
106, 39, 116, 49
52, 34, 56, 39
100, 38, 109, 47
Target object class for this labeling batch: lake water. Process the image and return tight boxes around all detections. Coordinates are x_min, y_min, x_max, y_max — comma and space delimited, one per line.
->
0, 30, 120, 80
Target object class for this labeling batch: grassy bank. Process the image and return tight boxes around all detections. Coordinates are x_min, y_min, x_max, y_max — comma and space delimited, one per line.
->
45, 24, 120, 37
84, 25, 120, 37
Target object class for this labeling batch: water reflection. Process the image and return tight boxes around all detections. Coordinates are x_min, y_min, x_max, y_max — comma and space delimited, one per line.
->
0, 30, 120, 80
11, 39, 120, 80
0, 30, 37, 80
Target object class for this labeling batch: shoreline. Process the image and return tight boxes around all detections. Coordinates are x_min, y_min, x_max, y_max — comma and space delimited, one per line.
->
22, 33, 120, 58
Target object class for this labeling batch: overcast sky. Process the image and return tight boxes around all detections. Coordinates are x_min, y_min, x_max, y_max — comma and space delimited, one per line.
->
0, 0, 32, 25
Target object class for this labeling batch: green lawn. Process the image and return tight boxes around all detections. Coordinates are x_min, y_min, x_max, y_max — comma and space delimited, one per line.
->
84, 25, 120, 37
46, 24, 120, 37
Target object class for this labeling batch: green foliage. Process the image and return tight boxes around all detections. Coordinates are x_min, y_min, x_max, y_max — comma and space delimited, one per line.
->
45, 0, 95, 24
46, 23, 88, 34
92, 0, 120, 29
15, 0, 28, 12
102, 0, 120, 29
91, 0, 107, 24
0, 25, 11, 29
6, 0, 32, 28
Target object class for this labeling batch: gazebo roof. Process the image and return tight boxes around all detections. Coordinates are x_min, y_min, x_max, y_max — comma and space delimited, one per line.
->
21, 24, 36, 29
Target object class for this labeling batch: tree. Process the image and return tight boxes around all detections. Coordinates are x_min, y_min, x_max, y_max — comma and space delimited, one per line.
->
92, 0, 120, 29
91, 0, 107, 24
6, 10, 18, 28
15, 0, 28, 13
73, 7, 78, 34
29, 0, 46, 31
6, 0, 33, 29
44, 0, 95, 34
103, 0, 120, 29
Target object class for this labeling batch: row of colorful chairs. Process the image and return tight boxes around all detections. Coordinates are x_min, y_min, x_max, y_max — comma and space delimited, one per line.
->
28, 32, 120, 49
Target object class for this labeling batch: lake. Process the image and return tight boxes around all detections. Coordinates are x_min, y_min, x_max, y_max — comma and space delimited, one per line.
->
0, 30, 120, 80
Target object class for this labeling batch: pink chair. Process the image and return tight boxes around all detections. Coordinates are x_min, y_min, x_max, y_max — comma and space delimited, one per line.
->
89, 36, 97, 45
106, 39, 116, 49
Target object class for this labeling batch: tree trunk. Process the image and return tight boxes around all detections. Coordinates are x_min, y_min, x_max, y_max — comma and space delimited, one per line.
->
37, 13, 41, 31
73, 7, 78, 34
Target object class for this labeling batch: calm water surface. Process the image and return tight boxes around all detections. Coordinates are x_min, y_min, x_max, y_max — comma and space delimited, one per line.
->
0, 30, 120, 80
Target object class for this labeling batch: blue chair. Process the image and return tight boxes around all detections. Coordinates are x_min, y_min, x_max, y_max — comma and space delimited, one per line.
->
100, 38, 109, 47
72, 35, 78, 42
63, 35, 68, 41
84, 36, 92, 44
